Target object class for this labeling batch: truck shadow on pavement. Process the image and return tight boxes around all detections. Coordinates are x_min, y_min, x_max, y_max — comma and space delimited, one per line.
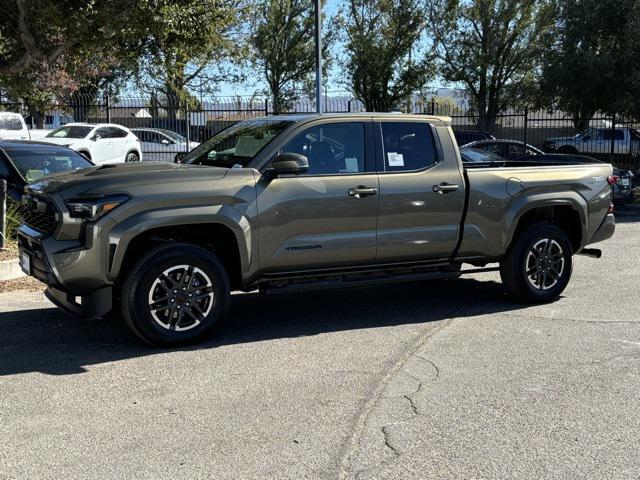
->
0, 276, 536, 376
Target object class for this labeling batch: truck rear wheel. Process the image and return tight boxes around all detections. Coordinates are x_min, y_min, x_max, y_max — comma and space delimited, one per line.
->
121, 243, 231, 346
500, 223, 573, 303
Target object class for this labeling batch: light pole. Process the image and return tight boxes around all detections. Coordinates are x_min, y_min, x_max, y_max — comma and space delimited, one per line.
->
314, 0, 322, 114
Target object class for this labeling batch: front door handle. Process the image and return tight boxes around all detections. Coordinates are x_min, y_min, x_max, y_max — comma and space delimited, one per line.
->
433, 182, 460, 194
348, 186, 378, 198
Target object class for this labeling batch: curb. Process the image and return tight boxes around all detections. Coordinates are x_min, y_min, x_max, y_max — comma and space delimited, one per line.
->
0, 259, 25, 282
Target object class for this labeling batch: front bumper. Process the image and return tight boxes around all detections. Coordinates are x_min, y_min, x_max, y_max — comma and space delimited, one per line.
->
18, 226, 113, 319
45, 284, 112, 320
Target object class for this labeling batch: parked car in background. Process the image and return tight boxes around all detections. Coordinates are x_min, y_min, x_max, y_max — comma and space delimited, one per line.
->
611, 168, 636, 204
0, 140, 93, 202
459, 148, 506, 163
543, 127, 640, 157
453, 130, 495, 146
0, 112, 51, 140
40, 123, 142, 165
462, 139, 543, 160
130, 128, 200, 162
0, 112, 30, 140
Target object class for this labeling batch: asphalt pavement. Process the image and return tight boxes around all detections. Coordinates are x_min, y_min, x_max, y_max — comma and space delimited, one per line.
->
1, 206, 639, 480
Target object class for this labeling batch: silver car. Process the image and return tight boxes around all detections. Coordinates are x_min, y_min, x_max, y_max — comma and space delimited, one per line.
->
131, 128, 200, 162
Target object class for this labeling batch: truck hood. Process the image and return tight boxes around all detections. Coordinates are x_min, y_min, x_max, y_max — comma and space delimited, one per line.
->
27, 162, 229, 197
38, 137, 78, 146
546, 136, 578, 143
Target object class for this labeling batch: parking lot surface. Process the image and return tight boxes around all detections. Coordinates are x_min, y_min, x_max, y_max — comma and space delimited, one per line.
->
1, 206, 639, 479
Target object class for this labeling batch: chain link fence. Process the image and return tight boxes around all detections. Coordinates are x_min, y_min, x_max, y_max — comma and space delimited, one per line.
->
1, 93, 639, 171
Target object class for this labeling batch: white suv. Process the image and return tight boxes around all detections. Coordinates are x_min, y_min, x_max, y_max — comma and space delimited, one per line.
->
41, 123, 142, 164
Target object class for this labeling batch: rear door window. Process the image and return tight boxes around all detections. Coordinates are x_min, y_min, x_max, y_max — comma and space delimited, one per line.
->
380, 122, 436, 172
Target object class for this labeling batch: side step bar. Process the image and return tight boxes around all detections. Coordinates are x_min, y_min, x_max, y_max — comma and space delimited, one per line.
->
260, 269, 461, 295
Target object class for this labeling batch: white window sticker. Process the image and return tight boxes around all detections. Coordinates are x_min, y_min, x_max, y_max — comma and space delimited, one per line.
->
345, 157, 359, 172
387, 152, 404, 167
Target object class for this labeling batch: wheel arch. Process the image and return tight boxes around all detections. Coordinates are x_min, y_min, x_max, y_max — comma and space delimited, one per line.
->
108, 206, 252, 290
505, 199, 586, 254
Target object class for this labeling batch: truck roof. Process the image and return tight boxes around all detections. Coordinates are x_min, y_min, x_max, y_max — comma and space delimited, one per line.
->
257, 112, 452, 125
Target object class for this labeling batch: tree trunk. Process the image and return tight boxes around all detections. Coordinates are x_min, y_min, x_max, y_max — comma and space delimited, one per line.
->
572, 110, 594, 133
26, 103, 44, 128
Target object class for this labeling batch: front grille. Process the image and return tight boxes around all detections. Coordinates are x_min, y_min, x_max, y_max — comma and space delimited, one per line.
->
21, 194, 58, 234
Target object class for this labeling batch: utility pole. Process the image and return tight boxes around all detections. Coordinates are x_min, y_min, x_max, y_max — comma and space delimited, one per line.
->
315, 0, 322, 114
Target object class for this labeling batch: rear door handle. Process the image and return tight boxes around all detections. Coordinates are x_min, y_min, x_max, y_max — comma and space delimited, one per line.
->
433, 182, 460, 194
348, 186, 378, 198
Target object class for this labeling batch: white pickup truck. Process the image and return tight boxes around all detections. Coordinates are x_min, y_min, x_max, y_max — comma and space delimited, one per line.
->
543, 127, 640, 157
0, 112, 50, 140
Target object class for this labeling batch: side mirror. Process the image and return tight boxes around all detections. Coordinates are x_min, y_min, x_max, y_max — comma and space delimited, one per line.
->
92, 134, 101, 141
270, 152, 309, 176
161, 139, 171, 145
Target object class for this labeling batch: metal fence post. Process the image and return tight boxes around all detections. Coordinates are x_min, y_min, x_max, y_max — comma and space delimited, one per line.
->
523, 107, 529, 147
185, 101, 191, 152
610, 113, 616, 163
105, 93, 111, 123
348, 100, 352, 113
264, 99, 269, 116
430, 99, 436, 115
0, 179, 6, 250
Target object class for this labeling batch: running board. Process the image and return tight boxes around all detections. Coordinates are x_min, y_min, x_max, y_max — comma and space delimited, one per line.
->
577, 248, 602, 259
260, 269, 460, 295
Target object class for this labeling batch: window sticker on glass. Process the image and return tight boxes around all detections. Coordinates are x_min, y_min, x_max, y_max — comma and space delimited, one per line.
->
387, 152, 404, 167
344, 157, 359, 172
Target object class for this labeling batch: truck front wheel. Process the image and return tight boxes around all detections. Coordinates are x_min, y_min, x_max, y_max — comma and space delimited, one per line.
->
121, 243, 231, 346
500, 223, 573, 303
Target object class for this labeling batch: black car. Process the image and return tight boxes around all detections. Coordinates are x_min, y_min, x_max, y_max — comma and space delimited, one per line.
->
453, 130, 495, 146
0, 140, 93, 202
462, 139, 543, 160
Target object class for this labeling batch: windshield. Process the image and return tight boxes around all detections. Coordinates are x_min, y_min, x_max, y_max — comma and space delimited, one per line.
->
5, 146, 93, 182
160, 129, 187, 142
184, 119, 293, 167
460, 148, 504, 163
46, 125, 93, 139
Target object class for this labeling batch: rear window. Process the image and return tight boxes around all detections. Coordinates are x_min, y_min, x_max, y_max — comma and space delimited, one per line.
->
5, 147, 93, 182
0, 114, 23, 130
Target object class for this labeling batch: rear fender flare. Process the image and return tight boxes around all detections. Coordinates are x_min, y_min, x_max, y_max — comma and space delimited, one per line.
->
503, 193, 588, 253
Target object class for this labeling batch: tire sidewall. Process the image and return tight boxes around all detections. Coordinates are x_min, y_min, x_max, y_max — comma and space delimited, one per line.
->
126, 152, 139, 163
124, 246, 230, 345
513, 224, 573, 301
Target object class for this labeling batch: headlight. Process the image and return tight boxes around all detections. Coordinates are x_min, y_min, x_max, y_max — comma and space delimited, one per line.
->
66, 194, 129, 221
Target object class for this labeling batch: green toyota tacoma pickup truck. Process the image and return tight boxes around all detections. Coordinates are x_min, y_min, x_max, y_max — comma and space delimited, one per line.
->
17, 114, 616, 345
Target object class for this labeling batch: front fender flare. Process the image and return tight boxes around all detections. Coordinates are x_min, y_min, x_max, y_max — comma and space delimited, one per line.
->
106, 204, 252, 280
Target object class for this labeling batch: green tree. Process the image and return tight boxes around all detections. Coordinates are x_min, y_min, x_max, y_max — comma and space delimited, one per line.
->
135, 0, 244, 120
428, 0, 556, 131
341, 0, 433, 112
0, 0, 137, 77
250, 0, 334, 113
540, 0, 640, 130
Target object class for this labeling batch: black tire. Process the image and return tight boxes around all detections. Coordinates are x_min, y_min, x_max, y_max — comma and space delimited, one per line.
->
500, 223, 573, 303
121, 243, 231, 346
125, 151, 140, 163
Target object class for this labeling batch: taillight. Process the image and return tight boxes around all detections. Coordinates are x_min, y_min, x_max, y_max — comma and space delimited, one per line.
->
607, 175, 620, 186
608, 203, 615, 214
